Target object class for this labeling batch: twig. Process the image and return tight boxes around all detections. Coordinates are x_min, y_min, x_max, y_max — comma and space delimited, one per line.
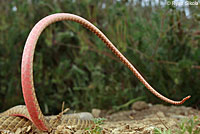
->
57, 101, 70, 120
156, 113, 169, 130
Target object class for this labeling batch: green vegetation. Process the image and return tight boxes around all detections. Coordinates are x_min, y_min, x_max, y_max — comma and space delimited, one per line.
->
177, 116, 200, 134
0, 0, 199, 114
154, 128, 172, 134
85, 118, 106, 134
154, 116, 200, 134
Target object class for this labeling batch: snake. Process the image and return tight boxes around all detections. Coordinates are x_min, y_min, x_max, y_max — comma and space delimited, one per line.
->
0, 105, 93, 133
0, 13, 191, 133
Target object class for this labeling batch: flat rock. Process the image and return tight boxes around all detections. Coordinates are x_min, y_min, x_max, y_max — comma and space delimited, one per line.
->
131, 101, 149, 111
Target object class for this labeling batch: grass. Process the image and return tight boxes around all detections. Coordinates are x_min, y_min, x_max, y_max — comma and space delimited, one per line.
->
154, 116, 200, 134
85, 118, 106, 134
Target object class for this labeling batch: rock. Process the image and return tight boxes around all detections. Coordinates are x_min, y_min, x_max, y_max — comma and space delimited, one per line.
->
170, 114, 187, 120
92, 108, 101, 118
131, 101, 149, 111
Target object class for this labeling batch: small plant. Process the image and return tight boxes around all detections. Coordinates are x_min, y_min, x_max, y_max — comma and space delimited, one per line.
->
177, 116, 200, 134
85, 118, 107, 134
154, 128, 172, 134
154, 116, 200, 134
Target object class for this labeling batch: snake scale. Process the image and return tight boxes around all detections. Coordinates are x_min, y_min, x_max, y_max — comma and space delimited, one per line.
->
0, 106, 93, 133
0, 13, 190, 133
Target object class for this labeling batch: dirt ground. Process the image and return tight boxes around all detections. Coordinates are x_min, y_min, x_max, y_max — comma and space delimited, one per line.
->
1, 101, 199, 134
54, 101, 199, 134
97, 101, 200, 134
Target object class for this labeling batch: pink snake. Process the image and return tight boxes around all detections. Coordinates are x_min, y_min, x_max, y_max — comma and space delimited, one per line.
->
21, 13, 191, 132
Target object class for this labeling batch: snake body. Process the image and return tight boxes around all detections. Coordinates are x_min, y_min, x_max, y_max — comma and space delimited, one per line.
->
0, 13, 190, 132
0, 106, 93, 133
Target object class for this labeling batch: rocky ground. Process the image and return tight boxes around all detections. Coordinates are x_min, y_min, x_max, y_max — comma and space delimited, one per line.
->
56, 101, 200, 134
1, 101, 199, 134
97, 101, 200, 134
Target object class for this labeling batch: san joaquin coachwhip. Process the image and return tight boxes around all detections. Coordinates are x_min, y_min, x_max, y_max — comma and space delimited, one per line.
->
0, 13, 190, 132
0, 105, 93, 133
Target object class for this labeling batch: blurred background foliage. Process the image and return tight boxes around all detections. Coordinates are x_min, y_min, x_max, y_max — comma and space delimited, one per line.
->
0, 0, 199, 114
